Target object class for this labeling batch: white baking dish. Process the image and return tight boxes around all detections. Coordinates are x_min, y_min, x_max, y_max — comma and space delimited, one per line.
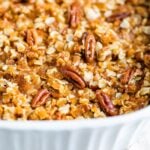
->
0, 106, 150, 150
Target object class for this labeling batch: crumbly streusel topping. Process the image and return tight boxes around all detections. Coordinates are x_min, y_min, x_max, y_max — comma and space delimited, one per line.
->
0, 0, 149, 120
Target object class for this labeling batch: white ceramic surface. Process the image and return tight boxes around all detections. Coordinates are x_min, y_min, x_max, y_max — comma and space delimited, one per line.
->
127, 120, 150, 150
0, 106, 150, 150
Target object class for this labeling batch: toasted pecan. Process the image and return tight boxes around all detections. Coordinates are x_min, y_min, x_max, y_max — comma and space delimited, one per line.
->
82, 32, 96, 63
96, 90, 118, 116
58, 65, 86, 89
31, 89, 50, 108
68, 2, 82, 28
120, 68, 133, 84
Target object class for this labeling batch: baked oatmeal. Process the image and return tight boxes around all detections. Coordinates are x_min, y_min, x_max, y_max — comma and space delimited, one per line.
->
0, 0, 149, 120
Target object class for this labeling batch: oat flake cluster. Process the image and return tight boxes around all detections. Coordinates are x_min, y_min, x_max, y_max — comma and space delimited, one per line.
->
0, 0, 149, 120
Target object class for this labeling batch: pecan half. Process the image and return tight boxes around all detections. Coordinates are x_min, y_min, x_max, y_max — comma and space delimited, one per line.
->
68, 2, 82, 28
31, 89, 50, 108
120, 68, 133, 84
58, 65, 86, 89
106, 12, 131, 22
96, 90, 118, 116
26, 29, 37, 46
82, 32, 96, 63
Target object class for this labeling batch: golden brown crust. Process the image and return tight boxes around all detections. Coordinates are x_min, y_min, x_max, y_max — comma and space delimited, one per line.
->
0, 0, 149, 120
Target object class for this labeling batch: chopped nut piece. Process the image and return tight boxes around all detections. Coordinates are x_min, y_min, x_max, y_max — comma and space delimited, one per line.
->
106, 12, 131, 22
25, 29, 38, 46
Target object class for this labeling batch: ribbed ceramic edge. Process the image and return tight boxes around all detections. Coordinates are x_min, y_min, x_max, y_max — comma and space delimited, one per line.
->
0, 107, 149, 150
0, 120, 147, 150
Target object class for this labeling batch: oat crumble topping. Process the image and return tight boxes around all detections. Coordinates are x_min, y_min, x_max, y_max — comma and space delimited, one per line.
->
0, 0, 149, 120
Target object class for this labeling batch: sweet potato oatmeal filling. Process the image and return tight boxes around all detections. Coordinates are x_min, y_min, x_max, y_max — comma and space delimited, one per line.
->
0, 0, 149, 120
